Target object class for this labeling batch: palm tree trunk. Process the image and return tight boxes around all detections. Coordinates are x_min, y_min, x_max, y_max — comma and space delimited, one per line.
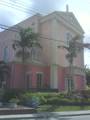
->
68, 62, 74, 93
22, 47, 26, 89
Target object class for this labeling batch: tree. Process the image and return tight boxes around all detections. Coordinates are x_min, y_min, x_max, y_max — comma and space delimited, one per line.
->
12, 27, 42, 88
12, 27, 41, 63
0, 61, 10, 88
58, 35, 90, 92
85, 67, 90, 86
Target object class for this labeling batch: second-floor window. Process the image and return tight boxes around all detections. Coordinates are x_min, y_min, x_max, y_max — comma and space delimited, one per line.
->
65, 32, 72, 45
30, 47, 41, 62
3, 46, 9, 62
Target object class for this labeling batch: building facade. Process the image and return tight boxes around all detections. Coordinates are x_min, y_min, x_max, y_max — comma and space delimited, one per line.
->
0, 11, 85, 92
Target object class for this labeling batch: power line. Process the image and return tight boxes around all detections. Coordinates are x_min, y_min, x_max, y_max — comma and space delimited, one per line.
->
0, 0, 53, 15
0, 0, 47, 15
0, 24, 19, 32
1, 23, 90, 50
39, 36, 64, 43
1, 0, 53, 14
0, 23, 65, 43
0, 1, 36, 15
2, 23, 89, 46
7, 0, 43, 13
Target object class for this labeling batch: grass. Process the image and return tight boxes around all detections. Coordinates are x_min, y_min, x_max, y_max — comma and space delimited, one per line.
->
37, 105, 90, 112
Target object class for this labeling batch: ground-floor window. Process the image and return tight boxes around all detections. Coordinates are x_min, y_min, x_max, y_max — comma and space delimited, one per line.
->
26, 72, 32, 89
65, 76, 74, 92
36, 72, 43, 89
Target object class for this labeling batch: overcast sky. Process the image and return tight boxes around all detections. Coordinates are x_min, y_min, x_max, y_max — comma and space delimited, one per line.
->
0, 0, 90, 67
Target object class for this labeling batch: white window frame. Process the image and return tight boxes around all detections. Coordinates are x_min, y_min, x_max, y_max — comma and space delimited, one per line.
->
31, 47, 41, 62
36, 72, 44, 88
65, 76, 75, 92
65, 32, 72, 46
25, 72, 32, 89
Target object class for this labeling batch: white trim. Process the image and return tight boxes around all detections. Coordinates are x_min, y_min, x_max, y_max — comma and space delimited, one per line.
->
36, 72, 44, 88
40, 12, 84, 35
26, 71, 32, 74
65, 31, 73, 46
25, 72, 32, 89
36, 72, 44, 74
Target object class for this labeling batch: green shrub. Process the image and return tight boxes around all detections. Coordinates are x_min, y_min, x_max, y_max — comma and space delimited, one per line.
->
2, 89, 22, 102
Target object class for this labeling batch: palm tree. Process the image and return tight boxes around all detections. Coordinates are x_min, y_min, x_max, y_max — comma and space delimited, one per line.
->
12, 27, 42, 88
58, 35, 90, 92
0, 61, 10, 88
12, 27, 41, 63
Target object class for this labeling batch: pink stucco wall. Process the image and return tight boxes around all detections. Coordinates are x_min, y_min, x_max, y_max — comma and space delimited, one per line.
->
74, 75, 85, 90
8, 63, 85, 92
10, 63, 25, 89
58, 67, 65, 91
57, 66, 85, 92
26, 64, 50, 88
9, 63, 50, 89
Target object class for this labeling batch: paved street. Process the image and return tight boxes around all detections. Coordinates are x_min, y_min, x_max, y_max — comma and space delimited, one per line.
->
3, 115, 90, 120
41, 115, 90, 120
1, 111, 90, 120
14, 115, 90, 120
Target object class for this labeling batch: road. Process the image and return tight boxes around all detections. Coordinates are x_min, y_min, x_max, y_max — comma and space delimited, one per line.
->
1, 111, 90, 120
1, 115, 90, 120
42, 115, 90, 120
19, 115, 90, 120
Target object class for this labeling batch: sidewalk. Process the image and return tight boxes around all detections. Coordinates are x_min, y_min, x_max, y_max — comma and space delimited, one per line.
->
0, 110, 90, 119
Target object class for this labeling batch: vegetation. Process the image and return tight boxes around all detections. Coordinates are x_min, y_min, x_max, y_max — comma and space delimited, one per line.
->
62, 36, 81, 92
85, 67, 90, 86
0, 61, 10, 88
58, 35, 90, 93
12, 27, 41, 63
1, 90, 90, 111
37, 105, 90, 112
12, 27, 42, 86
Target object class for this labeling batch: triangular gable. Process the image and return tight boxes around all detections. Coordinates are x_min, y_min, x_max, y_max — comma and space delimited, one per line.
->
57, 12, 84, 34
40, 11, 84, 34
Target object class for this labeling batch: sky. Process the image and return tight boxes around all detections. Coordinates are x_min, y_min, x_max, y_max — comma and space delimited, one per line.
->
0, 0, 90, 67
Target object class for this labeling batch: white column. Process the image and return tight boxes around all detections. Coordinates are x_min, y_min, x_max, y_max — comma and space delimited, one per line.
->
50, 65, 58, 89
50, 19, 58, 89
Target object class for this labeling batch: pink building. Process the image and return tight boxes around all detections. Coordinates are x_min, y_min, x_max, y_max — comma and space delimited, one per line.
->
0, 10, 86, 92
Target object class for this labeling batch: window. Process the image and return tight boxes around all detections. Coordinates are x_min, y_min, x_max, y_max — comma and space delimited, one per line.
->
3, 46, 9, 62
65, 76, 74, 92
31, 47, 41, 61
26, 73, 32, 89
36, 73, 43, 88
65, 32, 72, 45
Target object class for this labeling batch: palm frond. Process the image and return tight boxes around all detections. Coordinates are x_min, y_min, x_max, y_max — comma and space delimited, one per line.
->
72, 35, 82, 41
12, 27, 42, 62
16, 50, 30, 59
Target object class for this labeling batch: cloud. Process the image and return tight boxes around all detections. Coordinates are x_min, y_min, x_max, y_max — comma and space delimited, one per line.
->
77, 12, 90, 35
31, 0, 66, 14
0, 0, 66, 28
